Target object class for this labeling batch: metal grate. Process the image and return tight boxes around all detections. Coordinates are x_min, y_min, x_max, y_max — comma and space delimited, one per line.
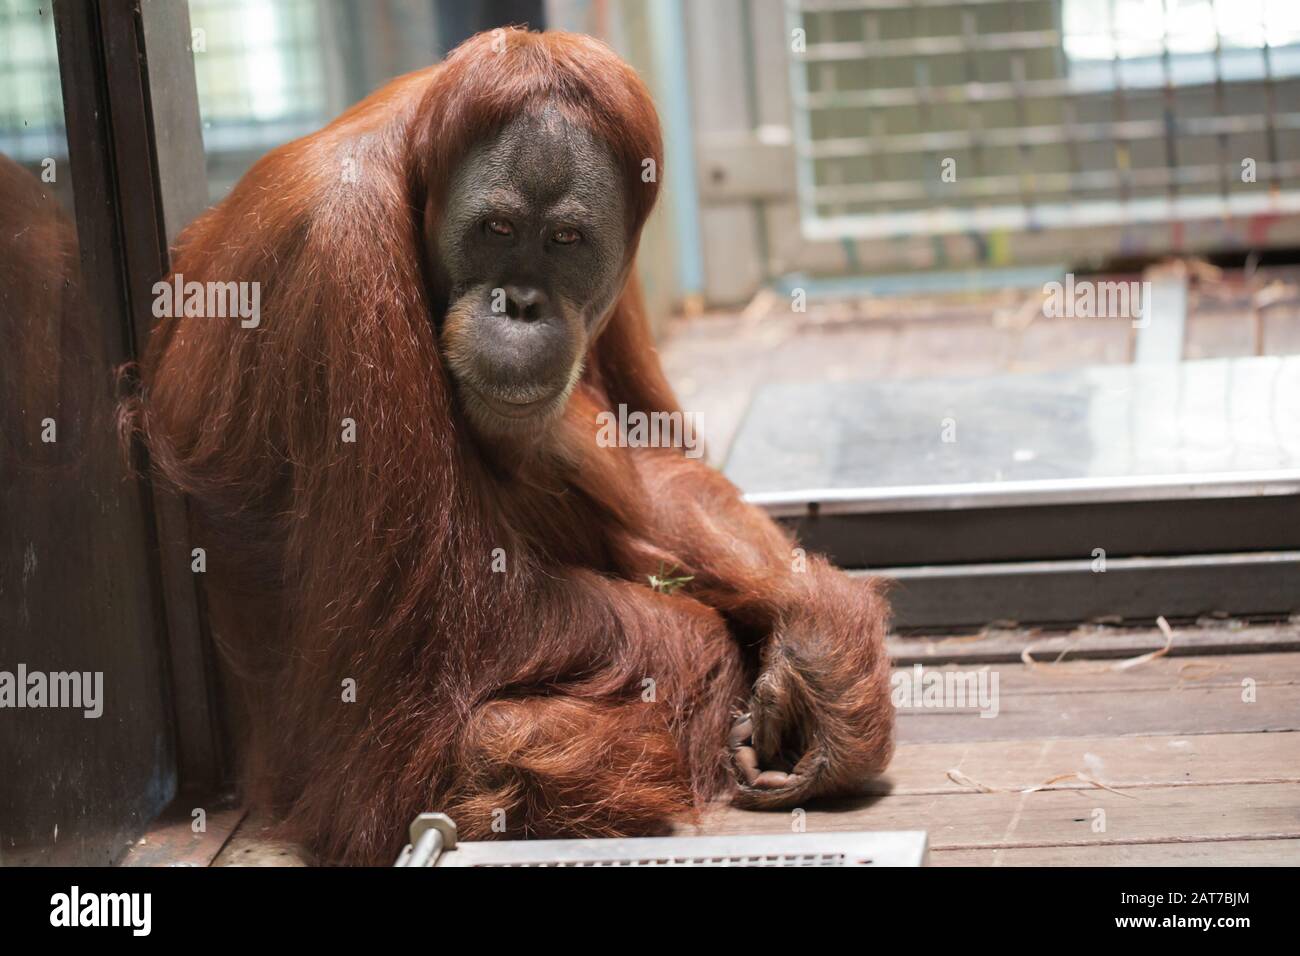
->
0, 0, 330, 162
786, 0, 1300, 239
395, 814, 929, 867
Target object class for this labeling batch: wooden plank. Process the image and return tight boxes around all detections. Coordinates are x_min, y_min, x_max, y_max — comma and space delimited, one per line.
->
878, 552, 1300, 632
1135, 270, 1188, 363
1262, 300, 1300, 354
897, 683, 1300, 742
888, 621, 1300, 665
121, 805, 244, 868
892, 651, 1300, 696
692, 783, 1300, 849
933, 839, 1300, 866
875, 732, 1300, 795
211, 814, 310, 867
891, 652, 1300, 749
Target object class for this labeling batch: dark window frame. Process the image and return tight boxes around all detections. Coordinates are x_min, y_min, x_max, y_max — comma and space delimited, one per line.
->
54, 0, 229, 802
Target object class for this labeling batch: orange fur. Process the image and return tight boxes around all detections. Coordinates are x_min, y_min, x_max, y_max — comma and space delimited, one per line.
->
125, 30, 893, 866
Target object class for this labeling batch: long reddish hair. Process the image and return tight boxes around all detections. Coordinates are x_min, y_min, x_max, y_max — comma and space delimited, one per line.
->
127, 30, 700, 863
129, 29, 895, 866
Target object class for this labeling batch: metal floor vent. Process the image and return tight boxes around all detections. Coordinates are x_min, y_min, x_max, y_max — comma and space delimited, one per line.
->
395, 814, 929, 867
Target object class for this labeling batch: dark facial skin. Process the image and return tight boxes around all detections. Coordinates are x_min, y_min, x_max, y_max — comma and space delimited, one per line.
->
429, 105, 629, 441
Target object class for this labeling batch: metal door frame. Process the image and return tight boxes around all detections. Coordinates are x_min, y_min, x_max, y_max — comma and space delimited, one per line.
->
54, 0, 229, 800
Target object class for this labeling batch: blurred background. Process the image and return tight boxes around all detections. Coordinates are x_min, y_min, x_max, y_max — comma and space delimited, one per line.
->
4, 1, 1298, 307
5, 0, 1300, 451
2, 0, 1299, 864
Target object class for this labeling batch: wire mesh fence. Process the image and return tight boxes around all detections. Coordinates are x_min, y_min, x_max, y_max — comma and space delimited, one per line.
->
787, 0, 1300, 239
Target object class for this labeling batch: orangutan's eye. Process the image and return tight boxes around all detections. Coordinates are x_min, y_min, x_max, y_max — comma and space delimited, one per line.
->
485, 218, 514, 237
552, 228, 581, 246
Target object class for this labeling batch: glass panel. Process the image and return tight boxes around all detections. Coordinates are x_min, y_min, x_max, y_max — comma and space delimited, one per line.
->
727, 355, 1300, 496
186, 0, 446, 199
0, 0, 174, 864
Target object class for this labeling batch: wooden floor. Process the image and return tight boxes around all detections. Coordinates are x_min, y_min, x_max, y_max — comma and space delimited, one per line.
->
690, 621, 1300, 865
174, 622, 1300, 867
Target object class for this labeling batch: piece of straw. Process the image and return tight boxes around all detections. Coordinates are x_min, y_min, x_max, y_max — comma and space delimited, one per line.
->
946, 769, 1137, 799
1020, 615, 1175, 674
